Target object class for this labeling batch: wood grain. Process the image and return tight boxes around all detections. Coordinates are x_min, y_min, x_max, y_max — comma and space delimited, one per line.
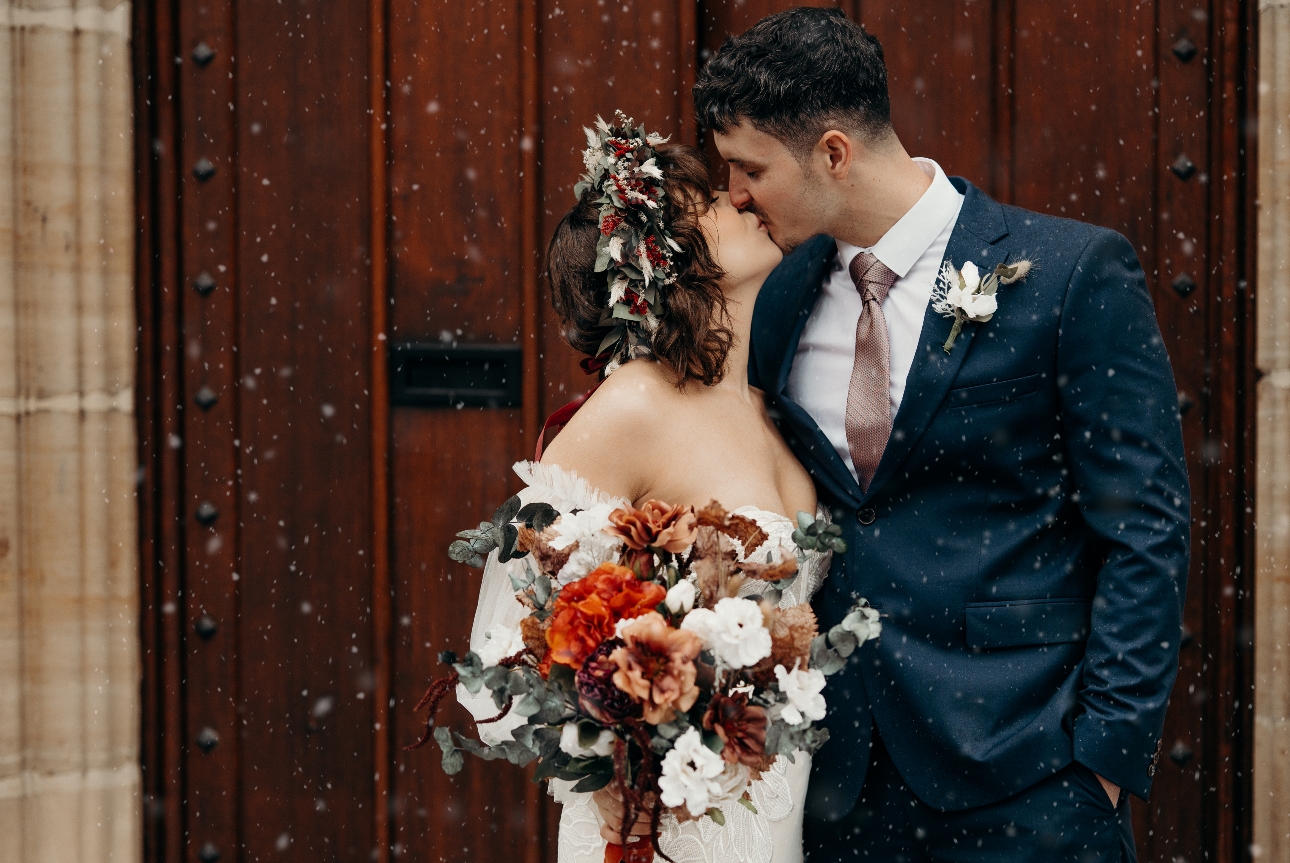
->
132, 3, 1257, 862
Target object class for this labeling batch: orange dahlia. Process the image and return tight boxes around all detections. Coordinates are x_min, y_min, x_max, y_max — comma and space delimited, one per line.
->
545, 563, 666, 671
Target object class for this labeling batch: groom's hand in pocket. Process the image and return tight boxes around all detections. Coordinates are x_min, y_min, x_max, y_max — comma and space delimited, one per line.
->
594, 783, 655, 843
1096, 774, 1121, 807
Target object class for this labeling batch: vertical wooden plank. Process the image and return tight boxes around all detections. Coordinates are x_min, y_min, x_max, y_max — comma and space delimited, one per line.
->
175, 0, 243, 858
523, 0, 543, 459
134, 1, 188, 860
370, 0, 394, 859
384, 2, 534, 861
1140, 0, 1211, 856
1199, 0, 1257, 859
233, 0, 377, 857
859, 0, 996, 190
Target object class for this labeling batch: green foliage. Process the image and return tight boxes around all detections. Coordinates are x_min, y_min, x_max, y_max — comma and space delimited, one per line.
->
448, 495, 560, 568
792, 512, 847, 554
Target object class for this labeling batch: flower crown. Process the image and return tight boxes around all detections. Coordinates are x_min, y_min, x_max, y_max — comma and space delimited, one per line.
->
573, 111, 683, 377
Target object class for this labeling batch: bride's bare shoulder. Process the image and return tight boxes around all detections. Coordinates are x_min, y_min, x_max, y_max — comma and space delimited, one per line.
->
539, 360, 684, 499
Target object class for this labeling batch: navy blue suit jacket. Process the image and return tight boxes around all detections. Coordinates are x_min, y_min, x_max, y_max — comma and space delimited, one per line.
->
750, 179, 1190, 818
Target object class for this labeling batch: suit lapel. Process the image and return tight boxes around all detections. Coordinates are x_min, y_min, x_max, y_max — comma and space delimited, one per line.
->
753, 235, 863, 505
862, 179, 1011, 502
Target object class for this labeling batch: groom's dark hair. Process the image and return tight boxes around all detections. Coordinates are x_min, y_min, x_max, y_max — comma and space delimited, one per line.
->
693, 7, 892, 157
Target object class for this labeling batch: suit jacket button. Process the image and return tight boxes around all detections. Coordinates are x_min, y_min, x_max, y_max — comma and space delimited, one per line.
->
856, 508, 876, 526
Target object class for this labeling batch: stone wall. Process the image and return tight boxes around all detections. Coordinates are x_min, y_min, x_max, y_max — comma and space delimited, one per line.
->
0, 2, 138, 861
1258, 0, 1290, 857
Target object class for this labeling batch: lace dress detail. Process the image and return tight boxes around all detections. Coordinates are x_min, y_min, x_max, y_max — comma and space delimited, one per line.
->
461, 461, 831, 863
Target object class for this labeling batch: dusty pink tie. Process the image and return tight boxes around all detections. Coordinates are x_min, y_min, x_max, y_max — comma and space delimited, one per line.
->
844, 252, 899, 491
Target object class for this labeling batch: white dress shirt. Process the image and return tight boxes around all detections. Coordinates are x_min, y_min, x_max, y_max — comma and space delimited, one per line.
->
787, 158, 965, 482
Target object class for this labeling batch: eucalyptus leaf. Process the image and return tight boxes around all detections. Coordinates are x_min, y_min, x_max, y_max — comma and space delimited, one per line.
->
493, 494, 520, 526
796, 511, 815, 531
533, 574, 553, 607
532, 752, 568, 783
706, 807, 726, 827
829, 627, 859, 658
571, 772, 614, 793
737, 797, 758, 815
577, 721, 606, 749
513, 692, 543, 717
498, 522, 521, 562
448, 540, 479, 564
594, 246, 613, 273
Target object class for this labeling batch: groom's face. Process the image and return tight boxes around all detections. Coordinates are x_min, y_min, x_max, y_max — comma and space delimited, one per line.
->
714, 123, 826, 254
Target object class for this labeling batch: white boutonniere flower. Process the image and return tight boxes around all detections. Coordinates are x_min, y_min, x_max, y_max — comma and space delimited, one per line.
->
932, 258, 1033, 353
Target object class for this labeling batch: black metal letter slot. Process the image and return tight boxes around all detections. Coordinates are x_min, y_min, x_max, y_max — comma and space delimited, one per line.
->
390, 342, 522, 408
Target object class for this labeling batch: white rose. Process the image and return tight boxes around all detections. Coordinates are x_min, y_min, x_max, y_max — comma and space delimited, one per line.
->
548, 503, 616, 551
658, 728, 726, 817
475, 625, 526, 668
681, 598, 773, 668
775, 663, 827, 727
665, 580, 697, 614
708, 761, 752, 810
560, 722, 616, 758
556, 530, 622, 585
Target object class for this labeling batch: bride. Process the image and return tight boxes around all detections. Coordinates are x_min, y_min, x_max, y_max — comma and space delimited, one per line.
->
461, 121, 828, 863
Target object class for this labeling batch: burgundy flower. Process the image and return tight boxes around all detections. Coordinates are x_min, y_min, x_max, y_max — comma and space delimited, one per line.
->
576, 638, 641, 724
703, 690, 768, 767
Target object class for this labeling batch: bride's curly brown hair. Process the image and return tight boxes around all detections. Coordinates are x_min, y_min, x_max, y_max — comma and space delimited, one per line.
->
546, 144, 733, 387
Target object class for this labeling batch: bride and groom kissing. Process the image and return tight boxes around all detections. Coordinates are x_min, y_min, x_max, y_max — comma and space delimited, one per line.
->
464, 7, 1190, 862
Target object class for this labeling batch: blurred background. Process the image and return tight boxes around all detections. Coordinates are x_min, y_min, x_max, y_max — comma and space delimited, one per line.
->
3, 0, 1286, 861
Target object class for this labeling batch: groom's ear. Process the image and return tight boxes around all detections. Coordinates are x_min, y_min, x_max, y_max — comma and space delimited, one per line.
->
816, 130, 856, 181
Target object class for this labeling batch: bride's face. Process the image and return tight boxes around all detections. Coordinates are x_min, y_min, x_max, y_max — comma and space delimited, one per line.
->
699, 191, 783, 290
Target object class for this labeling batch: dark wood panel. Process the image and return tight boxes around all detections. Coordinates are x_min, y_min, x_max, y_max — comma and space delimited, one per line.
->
233, 0, 377, 858
859, 1, 997, 193
387, 1, 526, 343
389, 408, 538, 863
133, 0, 187, 859
538, 0, 699, 419
384, 3, 546, 859
177, 0, 242, 857
1141, 1, 1215, 858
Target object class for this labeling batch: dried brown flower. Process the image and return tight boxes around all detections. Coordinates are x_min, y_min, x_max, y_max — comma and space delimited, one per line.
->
607, 500, 698, 553
690, 526, 743, 607
517, 525, 574, 578
703, 691, 768, 767
748, 604, 817, 687
734, 547, 798, 582
520, 615, 549, 662
695, 501, 769, 557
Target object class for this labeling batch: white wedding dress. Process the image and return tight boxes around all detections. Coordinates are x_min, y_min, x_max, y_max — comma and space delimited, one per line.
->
460, 461, 832, 863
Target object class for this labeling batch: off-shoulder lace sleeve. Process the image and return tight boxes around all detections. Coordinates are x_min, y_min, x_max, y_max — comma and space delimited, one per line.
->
458, 462, 628, 746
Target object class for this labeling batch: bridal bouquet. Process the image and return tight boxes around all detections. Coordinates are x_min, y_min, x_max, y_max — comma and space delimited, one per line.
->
410, 494, 880, 863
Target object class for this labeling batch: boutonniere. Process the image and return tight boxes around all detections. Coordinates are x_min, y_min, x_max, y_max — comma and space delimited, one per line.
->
932, 259, 1034, 353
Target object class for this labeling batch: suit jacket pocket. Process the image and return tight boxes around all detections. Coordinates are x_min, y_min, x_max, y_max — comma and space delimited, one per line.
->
947, 373, 1041, 409
965, 598, 1092, 649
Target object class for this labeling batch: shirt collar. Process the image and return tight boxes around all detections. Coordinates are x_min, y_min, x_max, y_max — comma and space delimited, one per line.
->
835, 158, 964, 279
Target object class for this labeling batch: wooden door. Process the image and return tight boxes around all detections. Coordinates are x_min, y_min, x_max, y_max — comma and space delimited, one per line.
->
135, 2, 1256, 862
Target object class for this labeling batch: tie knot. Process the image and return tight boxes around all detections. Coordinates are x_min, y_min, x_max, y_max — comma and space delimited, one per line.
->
849, 252, 897, 303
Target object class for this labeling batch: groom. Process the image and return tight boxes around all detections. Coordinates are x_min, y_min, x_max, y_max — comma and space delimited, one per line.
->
694, 8, 1190, 862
